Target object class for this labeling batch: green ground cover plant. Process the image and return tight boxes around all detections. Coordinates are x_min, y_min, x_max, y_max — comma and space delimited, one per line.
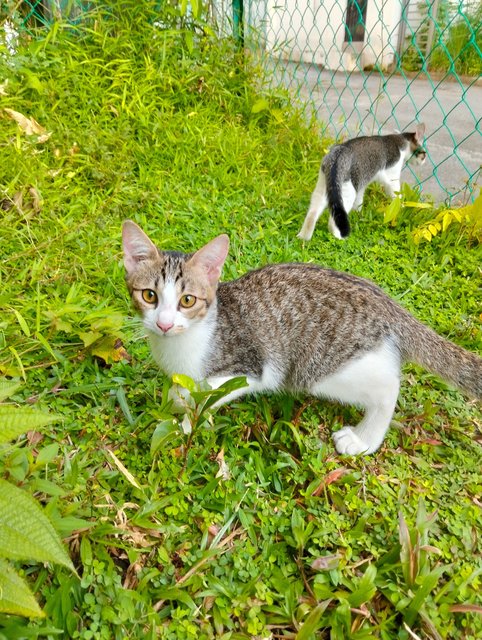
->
0, 2, 481, 638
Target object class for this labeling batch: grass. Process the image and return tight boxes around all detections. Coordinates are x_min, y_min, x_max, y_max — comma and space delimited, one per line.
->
0, 3, 481, 638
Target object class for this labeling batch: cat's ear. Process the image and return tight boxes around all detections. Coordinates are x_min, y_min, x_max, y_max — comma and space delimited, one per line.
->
188, 234, 229, 285
414, 123, 425, 145
122, 220, 158, 273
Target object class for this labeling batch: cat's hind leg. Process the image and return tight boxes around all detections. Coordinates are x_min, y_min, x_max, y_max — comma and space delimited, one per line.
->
328, 181, 356, 240
298, 169, 328, 241
353, 187, 365, 211
312, 340, 401, 455
379, 163, 402, 199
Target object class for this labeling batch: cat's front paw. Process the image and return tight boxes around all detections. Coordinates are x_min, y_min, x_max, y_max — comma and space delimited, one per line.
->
297, 229, 313, 242
168, 384, 195, 412
332, 427, 371, 455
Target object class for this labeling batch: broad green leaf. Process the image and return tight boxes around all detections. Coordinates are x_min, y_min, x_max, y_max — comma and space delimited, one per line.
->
295, 599, 332, 639
0, 479, 74, 571
0, 406, 61, 444
12, 309, 31, 337
8, 346, 26, 381
251, 98, 270, 113
0, 379, 22, 402
30, 478, 66, 497
190, 0, 200, 19
23, 71, 44, 93
384, 197, 402, 224
172, 373, 197, 393
442, 212, 453, 231
36, 332, 58, 361
51, 515, 93, 538
151, 419, 180, 456
35, 443, 59, 467
403, 201, 433, 209
80, 536, 93, 567
347, 564, 377, 607
0, 363, 22, 378
184, 30, 194, 54
154, 586, 197, 611
0, 558, 45, 618
90, 336, 129, 364
201, 376, 248, 411
79, 330, 102, 348
403, 565, 446, 625
270, 107, 284, 123
291, 509, 306, 548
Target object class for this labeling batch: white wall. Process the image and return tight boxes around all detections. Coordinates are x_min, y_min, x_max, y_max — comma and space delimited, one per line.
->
263, 0, 403, 71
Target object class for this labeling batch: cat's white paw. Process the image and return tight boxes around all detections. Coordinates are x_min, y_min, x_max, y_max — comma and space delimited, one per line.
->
327, 217, 344, 240
168, 384, 195, 412
297, 230, 312, 242
333, 427, 371, 456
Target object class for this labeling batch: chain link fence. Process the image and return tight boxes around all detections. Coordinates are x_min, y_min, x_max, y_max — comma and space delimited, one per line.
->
0, 1, 84, 28
3, 1, 481, 203
215, 0, 481, 204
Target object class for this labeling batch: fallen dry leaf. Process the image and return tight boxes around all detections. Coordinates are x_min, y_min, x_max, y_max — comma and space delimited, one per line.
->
215, 448, 231, 480
91, 336, 130, 364
26, 431, 45, 447
310, 553, 340, 571
312, 467, 348, 497
416, 438, 443, 446
4, 108, 46, 135
37, 131, 52, 143
29, 186, 42, 213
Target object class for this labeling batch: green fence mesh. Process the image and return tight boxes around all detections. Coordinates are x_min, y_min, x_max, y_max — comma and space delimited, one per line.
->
229, 0, 482, 204
1, 1, 85, 33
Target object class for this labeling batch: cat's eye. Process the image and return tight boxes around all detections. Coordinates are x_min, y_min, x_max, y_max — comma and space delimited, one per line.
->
141, 289, 158, 304
180, 294, 196, 308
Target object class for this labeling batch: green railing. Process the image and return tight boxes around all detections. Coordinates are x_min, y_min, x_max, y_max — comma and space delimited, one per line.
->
224, 0, 482, 204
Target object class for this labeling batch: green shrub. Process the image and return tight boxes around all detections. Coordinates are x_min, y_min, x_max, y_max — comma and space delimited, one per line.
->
430, 4, 482, 75
0, 380, 74, 618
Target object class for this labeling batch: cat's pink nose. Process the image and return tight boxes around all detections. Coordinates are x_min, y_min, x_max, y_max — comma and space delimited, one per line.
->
157, 321, 174, 334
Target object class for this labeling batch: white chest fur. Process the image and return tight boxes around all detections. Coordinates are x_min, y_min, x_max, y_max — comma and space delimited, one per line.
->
148, 314, 215, 380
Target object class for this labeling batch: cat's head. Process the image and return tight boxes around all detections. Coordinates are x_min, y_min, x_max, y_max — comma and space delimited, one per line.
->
122, 220, 229, 337
407, 123, 427, 166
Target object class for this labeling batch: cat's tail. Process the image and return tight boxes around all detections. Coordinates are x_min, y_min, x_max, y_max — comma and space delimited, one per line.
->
326, 150, 351, 239
399, 315, 482, 399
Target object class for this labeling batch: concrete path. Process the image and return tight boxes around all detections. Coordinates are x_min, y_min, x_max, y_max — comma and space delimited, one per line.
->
275, 62, 482, 204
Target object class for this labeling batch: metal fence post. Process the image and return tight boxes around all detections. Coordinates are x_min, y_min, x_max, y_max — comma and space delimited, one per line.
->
425, 0, 441, 57
233, 0, 244, 47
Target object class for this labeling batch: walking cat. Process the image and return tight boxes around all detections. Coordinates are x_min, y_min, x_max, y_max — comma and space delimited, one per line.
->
122, 220, 481, 456
298, 124, 426, 241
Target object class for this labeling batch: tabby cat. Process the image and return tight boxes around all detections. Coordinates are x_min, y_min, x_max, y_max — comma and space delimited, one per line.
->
122, 220, 481, 455
298, 124, 426, 241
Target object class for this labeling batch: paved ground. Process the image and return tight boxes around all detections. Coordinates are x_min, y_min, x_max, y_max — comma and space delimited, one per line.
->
275, 62, 482, 204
